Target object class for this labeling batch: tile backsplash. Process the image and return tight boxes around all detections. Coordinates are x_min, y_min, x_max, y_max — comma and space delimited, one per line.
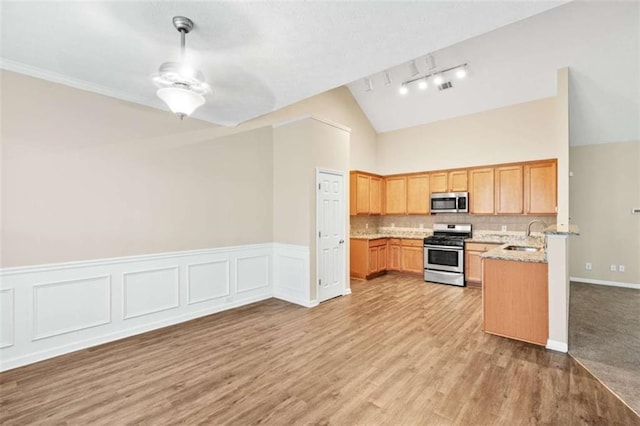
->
351, 214, 555, 233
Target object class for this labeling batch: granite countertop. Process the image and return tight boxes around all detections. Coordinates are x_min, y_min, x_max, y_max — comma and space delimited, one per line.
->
481, 241, 547, 263
350, 227, 432, 240
350, 228, 548, 262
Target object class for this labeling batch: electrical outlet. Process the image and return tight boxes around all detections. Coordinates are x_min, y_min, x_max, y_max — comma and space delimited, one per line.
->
501, 225, 507, 232
419, 223, 424, 229
365, 223, 369, 229
391, 223, 395, 228
585, 262, 592, 271
610, 264, 617, 272
619, 265, 625, 272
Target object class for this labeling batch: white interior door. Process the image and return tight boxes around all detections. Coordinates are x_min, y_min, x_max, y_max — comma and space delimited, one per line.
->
317, 169, 346, 302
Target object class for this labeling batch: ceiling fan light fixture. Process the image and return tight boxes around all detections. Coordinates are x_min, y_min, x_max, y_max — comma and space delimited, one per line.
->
157, 87, 205, 119
153, 16, 208, 119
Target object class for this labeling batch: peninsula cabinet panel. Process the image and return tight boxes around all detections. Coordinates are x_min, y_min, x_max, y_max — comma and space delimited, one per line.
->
483, 258, 549, 346
469, 168, 495, 214
525, 161, 557, 214
430, 172, 448, 193
370, 176, 383, 215
407, 174, 430, 214
385, 176, 407, 215
449, 170, 468, 192
495, 165, 524, 214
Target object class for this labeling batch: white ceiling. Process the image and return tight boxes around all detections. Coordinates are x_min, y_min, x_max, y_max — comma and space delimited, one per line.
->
0, 1, 567, 127
348, 1, 640, 146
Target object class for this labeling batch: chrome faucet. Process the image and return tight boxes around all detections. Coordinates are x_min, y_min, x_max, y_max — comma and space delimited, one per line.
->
526, 220, 547, 237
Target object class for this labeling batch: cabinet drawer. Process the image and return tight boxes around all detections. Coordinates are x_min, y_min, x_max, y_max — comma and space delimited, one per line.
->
369, 238, 388, 248
466, 242, 500, 252
401, 238, 423, 247
388, 238, 401, 245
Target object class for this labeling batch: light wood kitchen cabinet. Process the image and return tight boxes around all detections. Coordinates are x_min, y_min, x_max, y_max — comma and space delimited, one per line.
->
385, 176, 407, 215
469, 167, 495, 214
350, 238, 387, 279
406, 174, 430, 214
449, 170, 468, 192
430, 170, 467, 193
465, 242, 501, 288
370, 176, 383, 215
430, 172, 448, 193
495, 165, 524, 214
388, 239, 401, 271
400, 239, 424, 275
350, 171, 383, 215
483, 258, 549, 346
525, 161, 557, 214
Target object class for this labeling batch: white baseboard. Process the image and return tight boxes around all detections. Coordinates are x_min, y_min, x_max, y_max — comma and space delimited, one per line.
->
0, 243, 317, 372
570, 277, 640, 290
343, 288, 352, 295
546, 339, 568, 353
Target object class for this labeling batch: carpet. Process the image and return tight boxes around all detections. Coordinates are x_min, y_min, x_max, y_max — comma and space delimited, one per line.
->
569, 282, 640, 414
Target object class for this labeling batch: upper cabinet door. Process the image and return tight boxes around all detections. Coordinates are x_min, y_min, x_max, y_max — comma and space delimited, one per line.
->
449, 170, 468, 192
355, 174, 370, 214
469, 168, 495, 214
407, 174, 430, 215
525, 161, 557, 214
370, 176, 383, 215
495, 165, 524, 214
385, 176, 407, 215
430, 172, 448, 193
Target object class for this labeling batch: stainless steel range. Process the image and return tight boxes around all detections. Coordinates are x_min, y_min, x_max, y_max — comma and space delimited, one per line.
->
423, 223, 472, 286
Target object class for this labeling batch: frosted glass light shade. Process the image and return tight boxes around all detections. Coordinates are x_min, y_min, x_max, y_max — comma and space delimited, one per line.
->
157, 87, 205, 117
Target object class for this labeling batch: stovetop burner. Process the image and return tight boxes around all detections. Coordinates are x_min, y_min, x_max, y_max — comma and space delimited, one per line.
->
424, 223, 472, 247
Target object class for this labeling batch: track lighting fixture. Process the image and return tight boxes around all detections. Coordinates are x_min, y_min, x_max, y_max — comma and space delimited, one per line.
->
153, 16, 209, 119
384, 70, 392, 85
396, 62, 468, 96
409, 60, 419, 77
364, 77, 373, 92
361, 58, 468, 97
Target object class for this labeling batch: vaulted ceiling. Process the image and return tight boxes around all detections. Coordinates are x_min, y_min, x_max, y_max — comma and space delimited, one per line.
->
3, 1, 637, 147
1, 1, 567, 127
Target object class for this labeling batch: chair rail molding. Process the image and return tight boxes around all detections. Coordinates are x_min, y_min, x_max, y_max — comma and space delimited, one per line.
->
0, 242, 313, 371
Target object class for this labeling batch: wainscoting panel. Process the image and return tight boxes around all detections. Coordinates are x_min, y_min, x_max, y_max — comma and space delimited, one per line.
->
33, 276, 111, 340
273, 244, 313, 307
0, 289, 15, 348
236, 255, 270, 293
187, 260, 230, 305
0, 243, 279, 372
123, 267, 179, 319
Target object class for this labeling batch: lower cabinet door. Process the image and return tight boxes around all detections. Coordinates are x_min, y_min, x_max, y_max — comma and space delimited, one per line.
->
401, 246, 423, 274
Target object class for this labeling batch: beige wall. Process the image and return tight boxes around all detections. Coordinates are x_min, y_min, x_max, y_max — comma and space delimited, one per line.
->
273, 117, 350, 300
376, 97, 560, 174
1, 71, 275, 267
569, 141, 640, 284
1, 69, 373, 268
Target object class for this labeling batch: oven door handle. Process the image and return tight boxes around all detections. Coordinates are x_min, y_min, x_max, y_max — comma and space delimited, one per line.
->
424, 245, 463, 251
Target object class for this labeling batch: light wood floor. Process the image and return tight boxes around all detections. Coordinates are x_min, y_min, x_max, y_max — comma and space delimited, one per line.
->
1, 274, 638, 425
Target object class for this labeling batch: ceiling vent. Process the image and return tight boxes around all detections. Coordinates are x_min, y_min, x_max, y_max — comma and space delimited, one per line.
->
438, 81, 453, 91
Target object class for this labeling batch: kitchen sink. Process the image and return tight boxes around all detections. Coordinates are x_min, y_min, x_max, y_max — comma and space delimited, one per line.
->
503, 245, 540, 253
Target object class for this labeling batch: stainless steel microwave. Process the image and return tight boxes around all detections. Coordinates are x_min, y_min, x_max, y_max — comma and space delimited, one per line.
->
430, 192, 469, 213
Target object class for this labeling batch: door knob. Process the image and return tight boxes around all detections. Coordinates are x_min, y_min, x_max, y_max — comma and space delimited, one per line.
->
339, 239, 345, 244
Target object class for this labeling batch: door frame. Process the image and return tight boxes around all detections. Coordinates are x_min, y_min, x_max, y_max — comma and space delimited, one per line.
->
315, 167, 350, 302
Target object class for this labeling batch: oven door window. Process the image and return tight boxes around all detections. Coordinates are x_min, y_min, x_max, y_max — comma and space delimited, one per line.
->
428, 249, 460, 268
